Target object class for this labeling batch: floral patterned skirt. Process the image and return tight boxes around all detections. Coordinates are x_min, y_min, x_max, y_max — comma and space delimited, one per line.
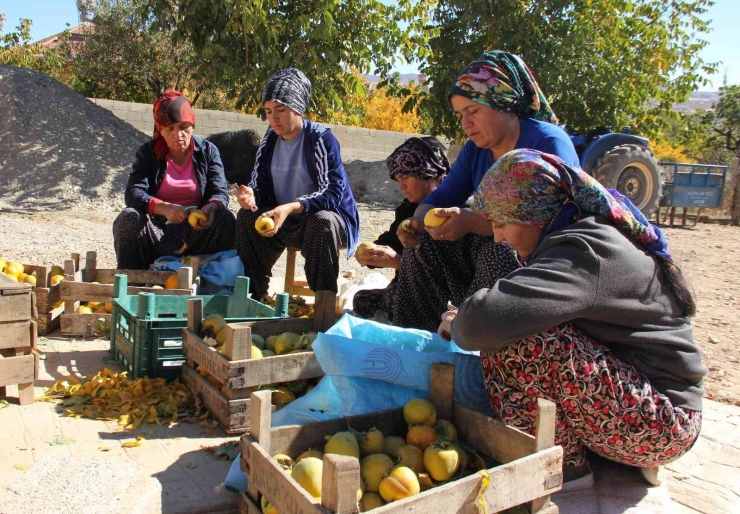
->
481, 323, 702, 467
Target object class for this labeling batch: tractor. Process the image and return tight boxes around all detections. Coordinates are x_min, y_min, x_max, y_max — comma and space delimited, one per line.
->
569, 127, 663, 217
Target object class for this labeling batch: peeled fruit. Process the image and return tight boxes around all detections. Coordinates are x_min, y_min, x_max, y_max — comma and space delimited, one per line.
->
5, 262, 24, 276
356, 428, 385, 456
188, 209, 208, 228
434, 419, 458, 442
201, 314, 227, 338
50, 265, 64, 277
407, 425, 437, 451
395, 445, 424, 474
383, 436, 407, 459
261, 498, 279, 514
423, 441, 460, 482
251, 334, 266, 350
356, 242, 376, 257
272, 386, 296, 407
266, 335, 279, 352
296, 449, 324, 462
255, 215, 276, 234
423, 208, 448, 228
378, 466, 420, 502
50, 275, 64, 286
273, 453, 294, 471
164, 274, 180, 289
360, 491, 385, 511
324, 431, 360, 459
250, 346, 263, 359
76, 305, 93, 315
274, 332, 301, 355
361, 453, 394, 492
418, 473, 435, 491
403, 398, 437, 427
290, 457, 323, 498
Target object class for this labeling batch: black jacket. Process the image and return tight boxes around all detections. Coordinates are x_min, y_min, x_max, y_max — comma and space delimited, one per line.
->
125, 135, 230, 213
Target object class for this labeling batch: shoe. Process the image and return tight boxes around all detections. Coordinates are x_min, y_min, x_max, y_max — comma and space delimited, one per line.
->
556, 462, 595, 494
640, 465, 667, 486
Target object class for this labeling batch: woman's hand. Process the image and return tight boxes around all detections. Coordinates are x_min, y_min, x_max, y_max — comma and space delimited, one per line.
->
234, 184, 257, 211
438, 309, 458, 342
258, 202, 301, 237
192, 202, 217, 231
426, 208, 489, 241
356, 245, 401, 270
397, 217, 425, 248
155, 203, 188, 224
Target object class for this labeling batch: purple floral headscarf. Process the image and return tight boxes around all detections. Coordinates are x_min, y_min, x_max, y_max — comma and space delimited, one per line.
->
472, 149, 668, 255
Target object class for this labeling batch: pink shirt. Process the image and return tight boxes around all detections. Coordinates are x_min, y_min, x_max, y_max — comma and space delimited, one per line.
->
148, 155, 204, 216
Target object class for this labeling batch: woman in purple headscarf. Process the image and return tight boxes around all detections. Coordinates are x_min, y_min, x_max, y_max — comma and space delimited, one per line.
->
352, 137, 450, 321
439, 149, 706, 492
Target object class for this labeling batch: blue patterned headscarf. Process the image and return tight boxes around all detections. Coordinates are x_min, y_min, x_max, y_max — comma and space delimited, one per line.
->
449, 51, 558, 123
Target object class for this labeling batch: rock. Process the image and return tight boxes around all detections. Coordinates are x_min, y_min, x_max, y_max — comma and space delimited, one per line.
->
708, 336, 720, 344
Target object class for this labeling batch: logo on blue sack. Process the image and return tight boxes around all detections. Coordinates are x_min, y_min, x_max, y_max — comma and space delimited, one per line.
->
362, 348, 403, 381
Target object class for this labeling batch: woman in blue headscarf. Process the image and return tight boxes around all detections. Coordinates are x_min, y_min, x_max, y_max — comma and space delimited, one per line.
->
439, 149, 706, 491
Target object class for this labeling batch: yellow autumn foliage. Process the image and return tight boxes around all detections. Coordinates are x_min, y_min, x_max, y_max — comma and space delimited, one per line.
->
360, 88, 423, 134
652, 140, 696, 164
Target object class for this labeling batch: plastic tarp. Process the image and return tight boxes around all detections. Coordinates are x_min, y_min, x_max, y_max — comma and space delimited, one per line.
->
150, 249, 244, 295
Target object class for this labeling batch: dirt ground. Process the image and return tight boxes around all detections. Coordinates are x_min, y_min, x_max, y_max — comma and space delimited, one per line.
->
1, 207, 738, 407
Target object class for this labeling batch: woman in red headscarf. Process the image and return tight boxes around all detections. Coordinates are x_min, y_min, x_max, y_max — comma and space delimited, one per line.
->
113, 90, 235, 269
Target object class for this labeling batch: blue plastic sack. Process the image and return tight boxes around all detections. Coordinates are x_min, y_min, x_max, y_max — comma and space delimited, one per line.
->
272, 314, 492, 426
150, 249, 244, 295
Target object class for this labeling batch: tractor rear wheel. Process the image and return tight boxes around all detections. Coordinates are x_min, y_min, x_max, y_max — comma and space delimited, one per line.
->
593, 144, 663, 218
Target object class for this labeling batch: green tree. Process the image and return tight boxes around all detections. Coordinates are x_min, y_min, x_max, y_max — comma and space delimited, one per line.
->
141, 0, 437, 115
418, 0, 716, 140
0, 14, 70, 80
70, 0, 229, 108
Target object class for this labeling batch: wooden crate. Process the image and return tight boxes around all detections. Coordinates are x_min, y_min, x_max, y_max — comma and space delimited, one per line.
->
0, 274, 38, 404
22, 259, 75, 335
181, 291, 336, 433
239, 363, 562, 514
60, 251, 197, 337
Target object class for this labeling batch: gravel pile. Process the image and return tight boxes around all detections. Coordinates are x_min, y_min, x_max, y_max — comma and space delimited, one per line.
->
0, 65, 149, 212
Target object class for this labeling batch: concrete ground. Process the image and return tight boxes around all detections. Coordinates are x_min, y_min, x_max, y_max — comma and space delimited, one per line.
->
1, 275, 738, 513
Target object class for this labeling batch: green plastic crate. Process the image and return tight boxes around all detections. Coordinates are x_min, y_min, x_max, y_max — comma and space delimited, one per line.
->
109, 274, 288, 380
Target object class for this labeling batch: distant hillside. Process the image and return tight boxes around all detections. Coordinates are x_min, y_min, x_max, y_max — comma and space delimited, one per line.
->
367, 74, 719, 113
674, 91, 720, 113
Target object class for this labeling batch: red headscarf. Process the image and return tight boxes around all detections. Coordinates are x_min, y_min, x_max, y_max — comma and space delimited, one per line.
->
152, 90, 196, 159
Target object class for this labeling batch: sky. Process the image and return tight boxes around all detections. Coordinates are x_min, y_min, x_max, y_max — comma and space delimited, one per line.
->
1, 0, 737, 90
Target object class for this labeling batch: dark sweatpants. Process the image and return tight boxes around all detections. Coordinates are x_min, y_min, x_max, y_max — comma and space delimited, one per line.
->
235, 209, 347, 299
112, 207, 236, 269
391, 233, 520, 332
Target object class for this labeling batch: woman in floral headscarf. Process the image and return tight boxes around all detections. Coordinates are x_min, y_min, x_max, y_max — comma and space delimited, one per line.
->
352, 137, 450, 321
439, 149, 706, 491
391, 51, 580, 331
113, 90, 235, 269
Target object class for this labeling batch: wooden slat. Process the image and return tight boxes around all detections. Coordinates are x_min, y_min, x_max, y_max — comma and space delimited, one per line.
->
242, 435, 328, 514
95, 269, 187, 286
429, 362, 455, 421
0, 354, 35, 387
0, 282, 32, 323
181, 363, 251, 433
321, 454, 361, 513
36, 303, 64, 335
181, 329, 322, 390
60, 313, 111, 338
528, 398, 558, 513
239, 492, 262, 514
0, 320, 33, 349
60, 280, 193, 303
453, 402, 537, 464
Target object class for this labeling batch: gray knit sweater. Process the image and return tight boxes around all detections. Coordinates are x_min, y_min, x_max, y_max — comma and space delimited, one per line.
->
451, 215, 706, 411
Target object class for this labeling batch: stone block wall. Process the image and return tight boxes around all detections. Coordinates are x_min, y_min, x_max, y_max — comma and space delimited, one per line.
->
90, 98, 452, 162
